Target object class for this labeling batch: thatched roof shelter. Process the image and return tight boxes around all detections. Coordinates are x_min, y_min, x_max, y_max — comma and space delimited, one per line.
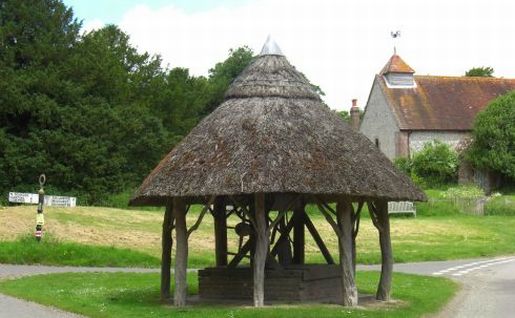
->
130, 41, 425, 206
130, 37, 425, 308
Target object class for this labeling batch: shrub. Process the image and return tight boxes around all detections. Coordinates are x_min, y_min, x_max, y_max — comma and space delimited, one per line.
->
442, 185, 484, 198
411, 141, 458, 186
485, 195, 515, 216
394, 157, 412, 175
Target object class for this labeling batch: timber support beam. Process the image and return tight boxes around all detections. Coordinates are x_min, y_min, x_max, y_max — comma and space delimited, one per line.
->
173, 197, 188, 307
304, 213, 335, 264
336, 198, 358, 306
253, 193, 268, 307
160, 202, 174, 302
213, 197, 228, 267
292, 201, 305, 264
368, 199, 393, 301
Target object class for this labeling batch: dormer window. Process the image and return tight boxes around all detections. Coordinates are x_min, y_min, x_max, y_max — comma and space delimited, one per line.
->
384, 73, 415, 87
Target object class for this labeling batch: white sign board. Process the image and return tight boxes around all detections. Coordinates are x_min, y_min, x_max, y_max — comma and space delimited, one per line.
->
8, 192, 76, 207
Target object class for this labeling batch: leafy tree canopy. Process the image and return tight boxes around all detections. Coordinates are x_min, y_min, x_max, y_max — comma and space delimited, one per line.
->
465, 66, 494, 77
203, 46, 254, 114
337, 110, 350, 122
467, 90, 515, 179
337, 109, 364, 123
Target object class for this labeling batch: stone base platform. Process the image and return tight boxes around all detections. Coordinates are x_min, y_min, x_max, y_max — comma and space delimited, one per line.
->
198, 264, 343, 303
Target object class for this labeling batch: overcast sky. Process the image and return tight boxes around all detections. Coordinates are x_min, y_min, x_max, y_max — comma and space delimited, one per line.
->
64, 0, 515, 111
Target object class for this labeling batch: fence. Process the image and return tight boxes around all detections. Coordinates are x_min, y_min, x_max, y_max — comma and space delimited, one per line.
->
424, 196, 515, 216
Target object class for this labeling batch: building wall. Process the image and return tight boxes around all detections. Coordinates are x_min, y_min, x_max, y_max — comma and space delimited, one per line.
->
409, 131, 470, 154
360, 79, 400, 160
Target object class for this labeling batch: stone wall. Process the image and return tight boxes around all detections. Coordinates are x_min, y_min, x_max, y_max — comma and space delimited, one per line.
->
409, 131, 470, 154
360, 79, 400, 160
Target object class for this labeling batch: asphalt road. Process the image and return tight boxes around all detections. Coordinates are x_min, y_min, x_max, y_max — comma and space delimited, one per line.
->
430, 257, 515, 318
360, 256, 515, 318
1, 257, 514, 317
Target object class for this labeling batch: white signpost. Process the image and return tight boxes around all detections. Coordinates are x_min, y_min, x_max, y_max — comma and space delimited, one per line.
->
8, 192, 76, 207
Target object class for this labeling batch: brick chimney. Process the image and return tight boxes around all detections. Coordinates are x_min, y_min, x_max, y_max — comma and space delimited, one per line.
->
350, 99, 360, 131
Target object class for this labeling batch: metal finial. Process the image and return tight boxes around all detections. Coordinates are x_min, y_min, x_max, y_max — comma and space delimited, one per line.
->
391, 30, 401, 55
260, 35, 283, 56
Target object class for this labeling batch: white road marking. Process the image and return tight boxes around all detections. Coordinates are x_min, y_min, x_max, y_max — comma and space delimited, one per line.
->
432, 257, 515, 277
432, 257, 508, 275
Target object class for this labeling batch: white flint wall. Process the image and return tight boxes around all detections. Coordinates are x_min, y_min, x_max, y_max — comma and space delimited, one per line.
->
359, 79, 400, 160
409, 131, 470, 154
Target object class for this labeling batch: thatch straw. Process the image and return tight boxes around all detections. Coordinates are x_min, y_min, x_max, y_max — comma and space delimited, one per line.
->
130, 54, 426, 206
225, 56, 321, 100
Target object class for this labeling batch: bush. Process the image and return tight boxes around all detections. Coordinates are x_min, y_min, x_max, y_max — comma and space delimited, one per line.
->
442, 185, 484, 198
416, 200, 461, 217
394, 157, 412, 175
485, 194, 515, 216
411, 141, 458, 186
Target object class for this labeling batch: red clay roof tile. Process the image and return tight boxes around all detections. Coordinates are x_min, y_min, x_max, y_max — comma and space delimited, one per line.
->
380, 54, 415, 74
378, 75, 515, 130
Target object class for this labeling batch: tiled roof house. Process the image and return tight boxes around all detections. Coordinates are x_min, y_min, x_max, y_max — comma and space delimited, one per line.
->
359, 54, 515, 160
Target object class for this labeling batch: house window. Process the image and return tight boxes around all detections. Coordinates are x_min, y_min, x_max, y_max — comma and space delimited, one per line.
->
375, 138, 380, 148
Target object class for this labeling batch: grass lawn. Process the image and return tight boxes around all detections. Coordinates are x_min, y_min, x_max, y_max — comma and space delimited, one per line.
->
0, 271, 457, 318
1, 204, 515, 267
0, 234, 159, 267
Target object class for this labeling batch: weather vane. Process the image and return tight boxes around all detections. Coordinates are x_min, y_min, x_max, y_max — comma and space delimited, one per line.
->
390, 30, 401, 54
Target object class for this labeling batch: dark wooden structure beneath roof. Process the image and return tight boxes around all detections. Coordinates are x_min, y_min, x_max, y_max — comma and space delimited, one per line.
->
130, 37, 426, 308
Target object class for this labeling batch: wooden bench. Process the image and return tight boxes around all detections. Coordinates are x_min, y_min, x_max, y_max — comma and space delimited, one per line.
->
388, 201, 416, 217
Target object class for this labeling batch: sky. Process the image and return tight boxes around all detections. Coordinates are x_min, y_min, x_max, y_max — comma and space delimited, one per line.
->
63, 0, 515, 111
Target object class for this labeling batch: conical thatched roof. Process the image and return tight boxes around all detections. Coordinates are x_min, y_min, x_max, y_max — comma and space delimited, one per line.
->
130, 42, 426, 206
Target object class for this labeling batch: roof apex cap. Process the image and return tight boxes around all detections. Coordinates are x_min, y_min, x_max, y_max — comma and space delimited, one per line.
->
260, 35, 284, 56
380, 54, 415, 74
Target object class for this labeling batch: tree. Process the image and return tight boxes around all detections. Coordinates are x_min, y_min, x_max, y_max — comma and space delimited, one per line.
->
337, 109, 363, 123
337, 110, 350, 122
204, 46, 255, 114
467, 90, 515, 179
465, 66, 494, 77
0, 2, 171, 203
0, 0, 82, 194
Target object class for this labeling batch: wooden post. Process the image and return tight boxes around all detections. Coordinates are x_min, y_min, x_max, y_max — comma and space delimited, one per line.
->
336, 198, 358, 306
253, 193, 268, 307
161, 202, 174, 302
173, 197, 188, 307
376, 199, 393, 301
292, 202, 305, 264
213, 197, 227, 266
